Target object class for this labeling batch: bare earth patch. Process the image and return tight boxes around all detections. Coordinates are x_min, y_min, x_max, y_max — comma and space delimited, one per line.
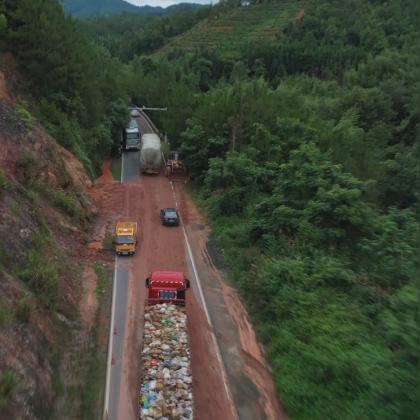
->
294, 8, 305, 21
79, 265, 98, 328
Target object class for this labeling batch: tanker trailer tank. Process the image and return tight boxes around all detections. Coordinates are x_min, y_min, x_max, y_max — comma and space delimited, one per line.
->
140, 133, 162, 174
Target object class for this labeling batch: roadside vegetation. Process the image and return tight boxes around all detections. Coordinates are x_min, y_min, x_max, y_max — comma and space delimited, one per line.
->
0, 0, 128, 176
79, 263, 112, 420
0, 369, 19, 408
111, 157, 122, 181
17, 232, 60, 309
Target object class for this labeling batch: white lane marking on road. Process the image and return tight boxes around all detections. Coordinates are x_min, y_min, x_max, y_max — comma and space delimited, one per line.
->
121, 152, 125, 183
103, 256, 118, 419
173, 183, 239, 419
103, 151, 125, 419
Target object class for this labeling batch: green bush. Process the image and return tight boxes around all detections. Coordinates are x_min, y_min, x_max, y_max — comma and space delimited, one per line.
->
18, 235, 59, 309
0, 298, 8, 325
33, 182, 89, 224
15, 101, 35, 125
10, 200, 21, 216
50, 190, 83, 220
102, 224, 115, 251
17, 150, 36, 183
0, 14, 7, 35
0, 369, 18, 407
0, 168, 9, 189
15, 296, 32, 323
94, 263, 109, 302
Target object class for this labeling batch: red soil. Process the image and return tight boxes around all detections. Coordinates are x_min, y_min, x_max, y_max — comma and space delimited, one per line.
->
87, 157, 285, 419
79, 265, 98, 328
294, 8, 305, 21
87, 161, 234, 419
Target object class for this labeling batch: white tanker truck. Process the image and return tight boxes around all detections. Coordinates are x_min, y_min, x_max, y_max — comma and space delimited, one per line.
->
140, 133, 162, 174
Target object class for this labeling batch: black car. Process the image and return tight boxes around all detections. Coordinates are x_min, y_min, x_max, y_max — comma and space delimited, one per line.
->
160, 208, 180, 226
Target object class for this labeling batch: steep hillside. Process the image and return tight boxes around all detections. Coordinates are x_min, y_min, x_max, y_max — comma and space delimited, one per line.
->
159, 1, 304, 58
0, 67, 109, 419
78, 3, 211, 61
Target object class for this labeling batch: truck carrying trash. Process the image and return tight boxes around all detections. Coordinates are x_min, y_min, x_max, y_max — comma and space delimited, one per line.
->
145, 271, 190, 305
114, 221, 138, 255
139, 304, 193, 419
140, 271, 192, 419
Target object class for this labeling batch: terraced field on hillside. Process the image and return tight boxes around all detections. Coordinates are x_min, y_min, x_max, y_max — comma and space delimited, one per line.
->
158, 1, 304, 58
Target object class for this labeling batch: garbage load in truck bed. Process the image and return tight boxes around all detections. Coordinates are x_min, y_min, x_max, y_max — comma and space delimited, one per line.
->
140, 272, 192, 419
140, 133, 162, 174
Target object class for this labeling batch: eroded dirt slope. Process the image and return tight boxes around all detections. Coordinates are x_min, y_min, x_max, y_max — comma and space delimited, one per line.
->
0, 86, 106, 419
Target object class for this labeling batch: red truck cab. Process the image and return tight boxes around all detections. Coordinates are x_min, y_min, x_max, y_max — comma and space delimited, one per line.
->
145, 271, 190, 306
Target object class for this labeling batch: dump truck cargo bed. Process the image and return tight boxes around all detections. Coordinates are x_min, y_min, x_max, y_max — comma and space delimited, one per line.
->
115, 221, 137, 235
139, 303, 193, 419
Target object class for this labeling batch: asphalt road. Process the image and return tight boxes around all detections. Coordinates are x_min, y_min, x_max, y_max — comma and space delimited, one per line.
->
103, 111, 243, 420
122, 110, 156, 182
106, 262, 129, 420
121, 150, 139, 182
103, 111, 154, 420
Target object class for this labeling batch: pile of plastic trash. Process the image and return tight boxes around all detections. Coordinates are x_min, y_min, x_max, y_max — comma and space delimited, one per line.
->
140, 303, 193, 419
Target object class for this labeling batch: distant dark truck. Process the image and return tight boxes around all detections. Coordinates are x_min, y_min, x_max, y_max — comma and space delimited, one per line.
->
145, 271, 190, 305
123, 119, 141, 151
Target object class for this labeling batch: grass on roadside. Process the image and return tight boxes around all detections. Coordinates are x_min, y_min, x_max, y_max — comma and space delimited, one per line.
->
0, 369, 19, 409
80, 262, 112, 420
111, 158, 122, 181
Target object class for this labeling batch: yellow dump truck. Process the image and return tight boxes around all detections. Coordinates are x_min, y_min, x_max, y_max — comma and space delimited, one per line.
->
114, 222, 138, 256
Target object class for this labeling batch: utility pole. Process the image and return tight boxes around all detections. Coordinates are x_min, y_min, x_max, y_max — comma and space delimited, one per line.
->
130, 105, 167, 112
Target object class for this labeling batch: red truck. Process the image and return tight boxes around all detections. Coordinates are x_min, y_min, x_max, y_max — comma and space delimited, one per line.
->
145, 271, 190, 305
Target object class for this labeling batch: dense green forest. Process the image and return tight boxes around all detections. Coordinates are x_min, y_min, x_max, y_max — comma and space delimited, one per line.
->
78, 6, 211, 60
0, 0, 129, 176
1, 0, 418, 418
0, 0, 210, 175
112, 1, 419, 418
